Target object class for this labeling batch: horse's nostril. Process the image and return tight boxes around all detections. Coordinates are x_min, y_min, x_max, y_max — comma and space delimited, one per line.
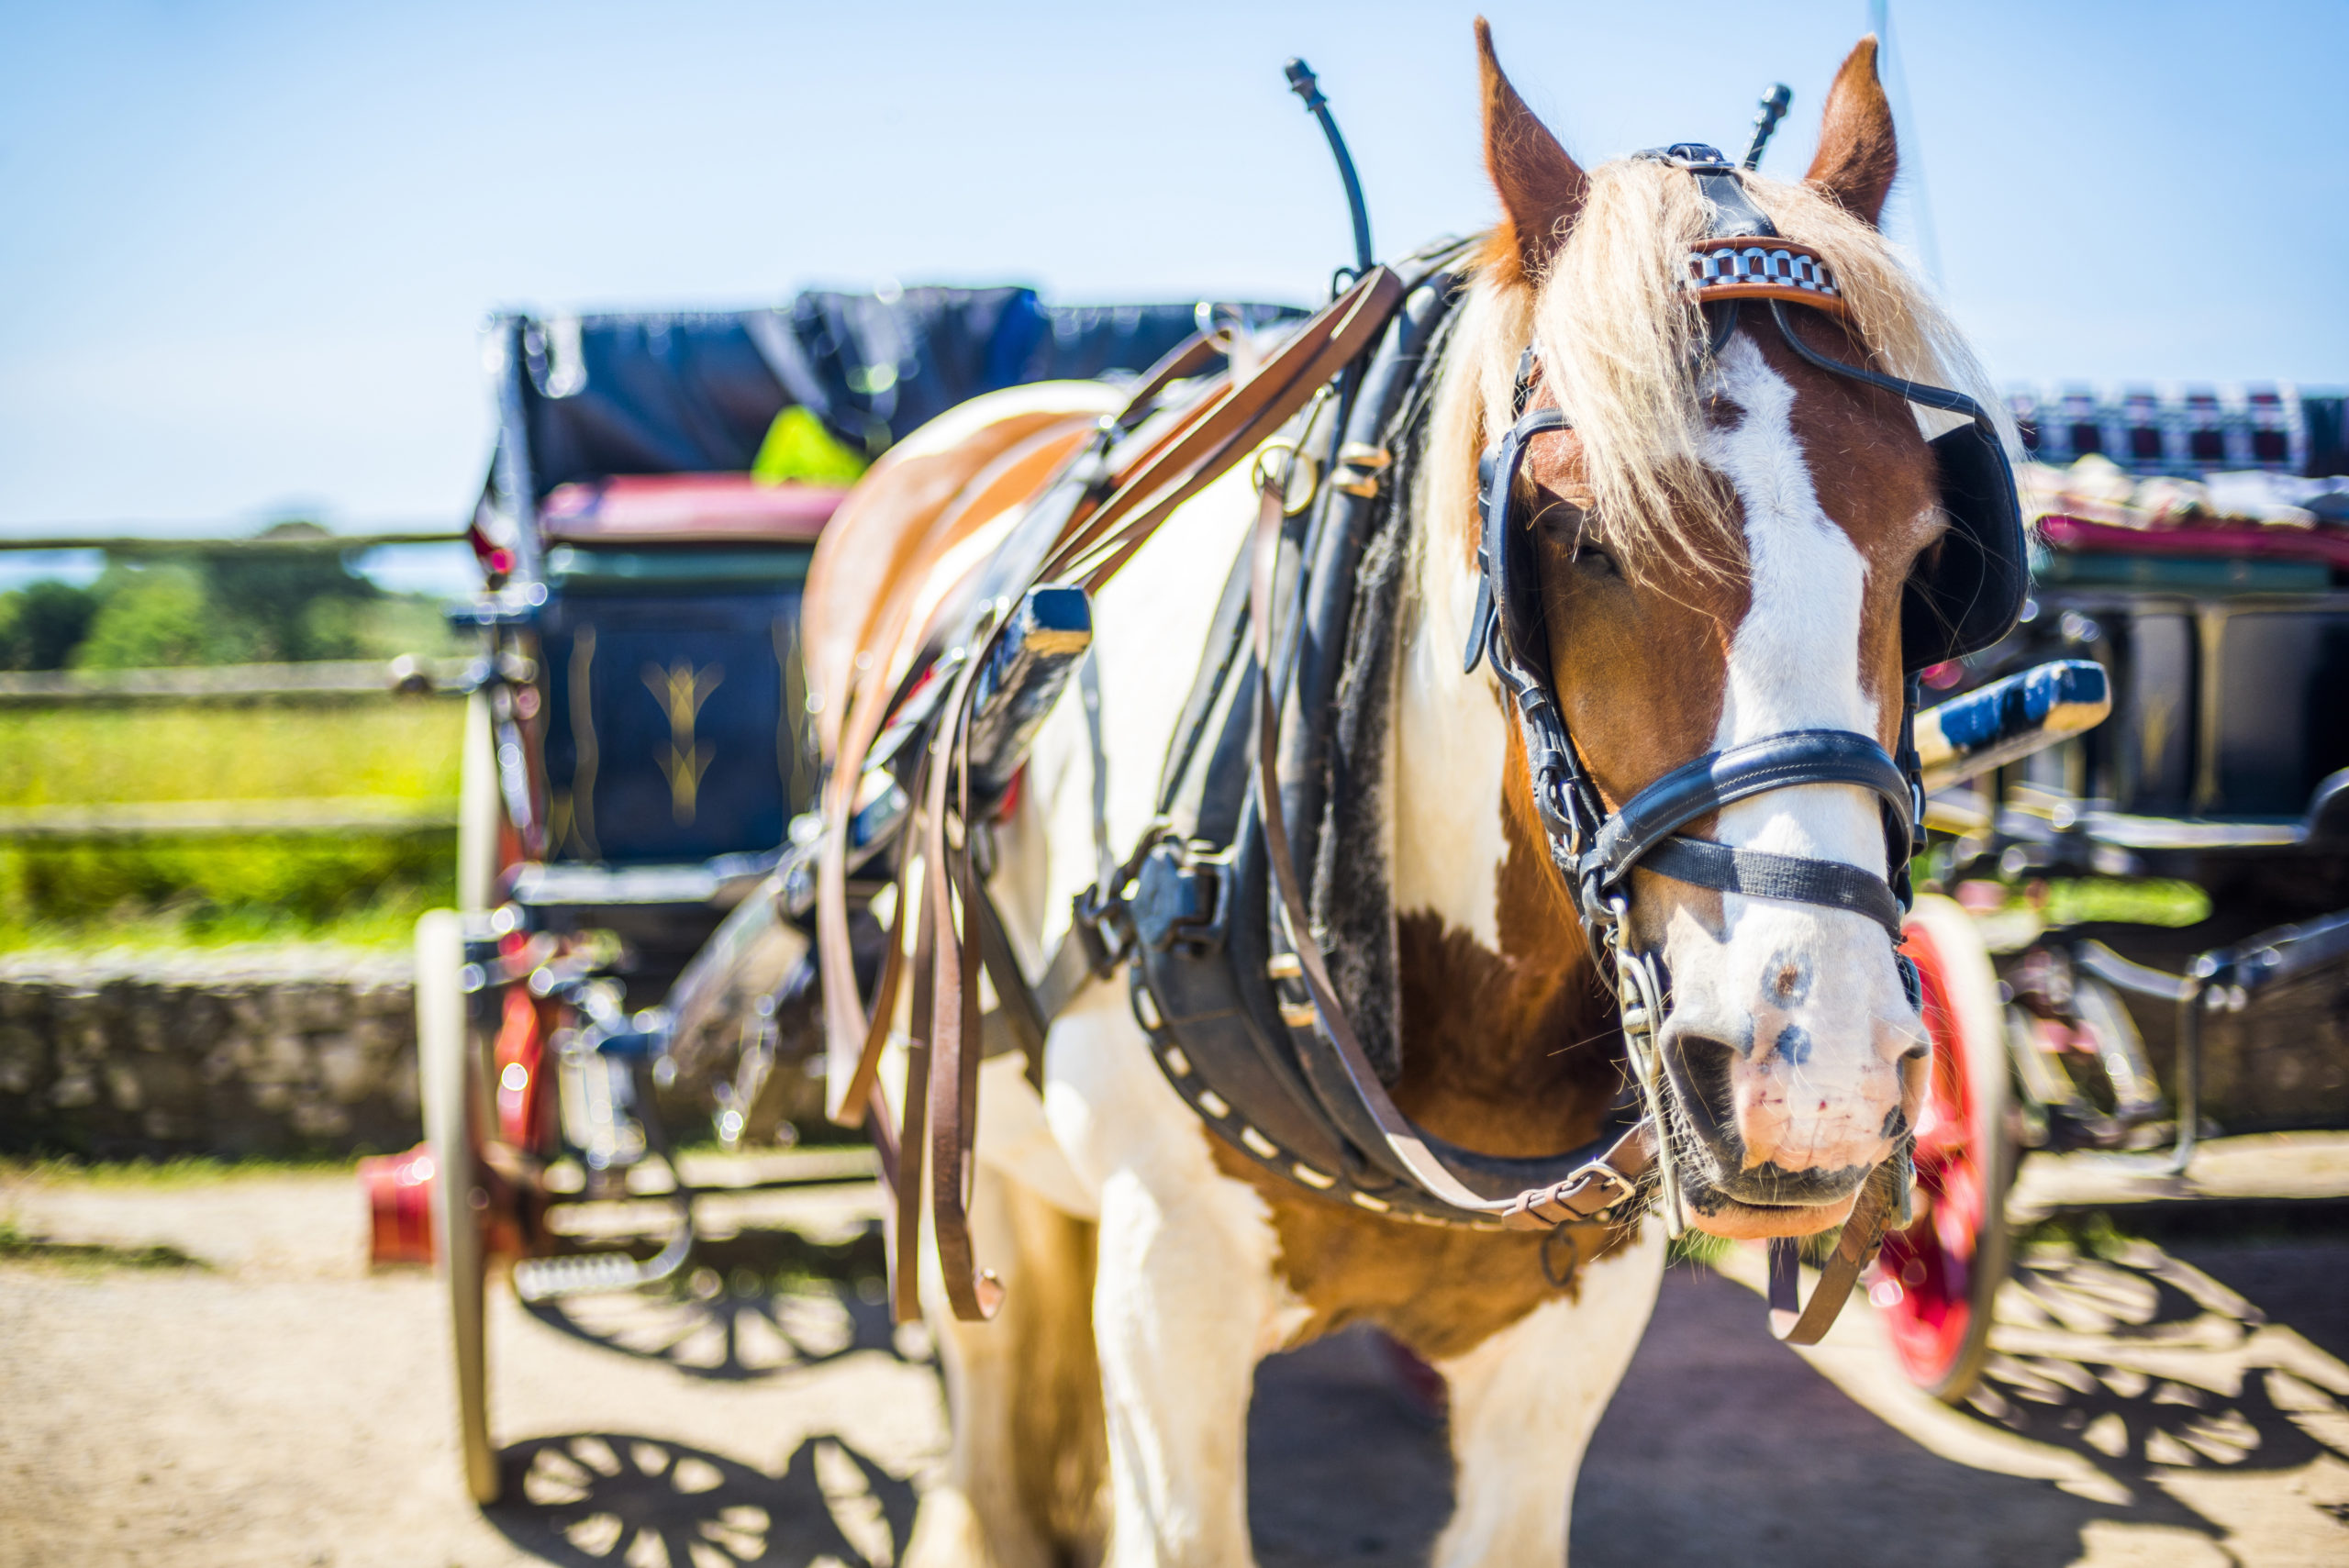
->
1664, 1025, 1744, 1075
1659, 1020, 1743, 1145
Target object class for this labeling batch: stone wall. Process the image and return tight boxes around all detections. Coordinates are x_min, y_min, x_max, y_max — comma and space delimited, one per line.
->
0, 949, 418, 1158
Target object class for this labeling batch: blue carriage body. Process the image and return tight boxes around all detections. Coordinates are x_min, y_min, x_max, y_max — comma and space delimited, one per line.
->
473, 290, 1297, 880
463, 287, 1299, 982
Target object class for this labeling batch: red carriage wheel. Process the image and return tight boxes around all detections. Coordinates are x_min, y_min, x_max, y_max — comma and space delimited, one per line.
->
1873, 893, 2016, 1403
417, 908, 503, 1503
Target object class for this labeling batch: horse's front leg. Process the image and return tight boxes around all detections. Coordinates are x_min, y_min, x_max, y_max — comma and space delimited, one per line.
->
1050, 986, 1283, 1568
1092, 1162, 1276, 1568
1430, 1226, 1665, 1568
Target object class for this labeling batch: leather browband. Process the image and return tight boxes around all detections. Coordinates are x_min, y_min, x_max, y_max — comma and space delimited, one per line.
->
1687, 239, 1845, 313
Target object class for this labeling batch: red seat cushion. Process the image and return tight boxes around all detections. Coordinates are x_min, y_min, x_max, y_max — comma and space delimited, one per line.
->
540, 473, 848, 545
2040, 514, 2349, 570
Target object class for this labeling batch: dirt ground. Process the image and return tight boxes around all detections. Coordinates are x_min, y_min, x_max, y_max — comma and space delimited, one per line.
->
5, 1168, 2349, 1567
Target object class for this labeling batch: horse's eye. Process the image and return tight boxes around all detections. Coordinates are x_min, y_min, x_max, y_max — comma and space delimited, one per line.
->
1575, 541, 1619, 577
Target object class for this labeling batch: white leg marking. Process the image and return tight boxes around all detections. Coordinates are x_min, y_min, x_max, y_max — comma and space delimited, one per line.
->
1093, 1162, 1274, 1568
1042, 976, 1286, 1567
1431, 1227, 1666, 1567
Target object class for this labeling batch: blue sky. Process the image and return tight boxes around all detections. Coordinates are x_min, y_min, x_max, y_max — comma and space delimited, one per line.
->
2, 0, 2343, 564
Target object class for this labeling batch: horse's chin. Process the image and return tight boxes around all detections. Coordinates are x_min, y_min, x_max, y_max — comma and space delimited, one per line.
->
1684, 1189, 1860, 1241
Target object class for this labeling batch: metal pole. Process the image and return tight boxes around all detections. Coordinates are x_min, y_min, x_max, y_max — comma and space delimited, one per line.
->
1283, 58, 1374, 279
1742, 84, 1793, 170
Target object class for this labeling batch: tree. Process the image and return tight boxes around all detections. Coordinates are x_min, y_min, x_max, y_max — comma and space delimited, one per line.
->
196, 520, 381, 663
72, 563, 249, 669
0, 580, 103, 670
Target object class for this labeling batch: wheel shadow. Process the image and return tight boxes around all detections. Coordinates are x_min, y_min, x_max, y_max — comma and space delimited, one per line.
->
1959, 1234, 2349, 1486
1575, 1239, 2349, 1568
486, 1430, 917, 1568
520, 1223, 913, 1383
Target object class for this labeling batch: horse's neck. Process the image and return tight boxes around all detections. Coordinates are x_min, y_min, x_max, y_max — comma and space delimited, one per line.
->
1385, 387, 1609, 1135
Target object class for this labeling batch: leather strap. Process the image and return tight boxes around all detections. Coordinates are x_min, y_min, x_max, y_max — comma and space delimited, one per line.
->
1499, 1124, 1656, 1228
1051, 270, 1408, 591
891, 823, 934, 1325
1246, 473, 1649, 1230
1641, 836, 1906, 939
1113, 332, 1227, 429
924, 688, 1003, 1322
1767, 1155, 1902, 1344
1766, 298, 1992, 421
1584, 728, 1915, 886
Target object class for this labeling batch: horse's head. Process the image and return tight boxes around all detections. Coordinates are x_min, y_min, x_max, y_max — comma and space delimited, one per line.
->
1448, 27, 2001, 1240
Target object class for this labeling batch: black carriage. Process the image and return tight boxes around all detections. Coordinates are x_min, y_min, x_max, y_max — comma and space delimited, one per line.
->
360, 285, 1299, 1502
1876, 382, 2349, 1401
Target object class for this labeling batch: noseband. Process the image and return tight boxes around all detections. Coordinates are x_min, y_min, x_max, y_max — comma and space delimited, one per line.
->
1461, 144, 2024, 1325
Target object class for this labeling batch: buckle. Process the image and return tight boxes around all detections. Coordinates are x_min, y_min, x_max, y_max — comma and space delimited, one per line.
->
1507, 1157, 1642, 1230
1566, 1160, 1635, 1212
1129, 840, 1230, 955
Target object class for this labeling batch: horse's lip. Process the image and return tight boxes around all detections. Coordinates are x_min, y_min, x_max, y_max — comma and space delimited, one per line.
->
1682, 1189, 1861, 1241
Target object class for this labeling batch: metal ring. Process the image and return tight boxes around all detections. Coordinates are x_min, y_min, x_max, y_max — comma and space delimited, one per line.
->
1248, 439, 1321, 517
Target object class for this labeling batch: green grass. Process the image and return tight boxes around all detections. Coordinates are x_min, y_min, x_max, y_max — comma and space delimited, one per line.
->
1666, 1229, 1732, 1268
0, 876, 448, 951
1, 1154, 356, 1188
0, 701, 462, 806
2039, 877, 2211, 929
0, 1216, 207, 1270
0, 831, 452, 936
0, 701, 462, 949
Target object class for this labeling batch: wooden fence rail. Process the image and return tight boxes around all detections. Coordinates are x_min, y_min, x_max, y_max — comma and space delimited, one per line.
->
0, 797, 458, 841
0, 658, 474, 706
0, 528, 464, 555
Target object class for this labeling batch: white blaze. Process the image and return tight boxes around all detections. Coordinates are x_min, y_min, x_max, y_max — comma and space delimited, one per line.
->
1663, 334, 1909, 1181
1701, 336, 1881, 870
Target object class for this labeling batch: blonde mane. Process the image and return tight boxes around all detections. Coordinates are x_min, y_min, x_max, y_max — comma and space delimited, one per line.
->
1429, 157, 2005, 584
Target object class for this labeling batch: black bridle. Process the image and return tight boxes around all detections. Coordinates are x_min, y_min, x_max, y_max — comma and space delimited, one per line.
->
1459, 142, 2024, 1267
1464, 372, 1924, 960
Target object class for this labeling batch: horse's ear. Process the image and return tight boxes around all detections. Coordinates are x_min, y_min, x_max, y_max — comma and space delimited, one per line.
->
1476, 17, 1586, 284
1805, 37, 1898, 226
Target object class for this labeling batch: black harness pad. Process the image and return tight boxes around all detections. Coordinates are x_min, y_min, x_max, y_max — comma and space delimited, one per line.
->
1125, 239, 1643, 1222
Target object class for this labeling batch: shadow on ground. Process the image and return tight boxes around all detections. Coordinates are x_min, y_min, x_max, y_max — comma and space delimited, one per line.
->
488, 1430, 915, 1567
484, 1219, 2349, 1568
522, 1226, 909, 1383
1961, 1237, 2349, 1487
1577, 1235, 2349, 1567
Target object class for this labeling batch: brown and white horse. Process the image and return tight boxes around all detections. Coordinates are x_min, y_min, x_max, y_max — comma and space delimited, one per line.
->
801, 25, 1997, 1566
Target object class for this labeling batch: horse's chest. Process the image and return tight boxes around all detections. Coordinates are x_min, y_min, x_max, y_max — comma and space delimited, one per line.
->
1209, 1136, 1642, 1363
